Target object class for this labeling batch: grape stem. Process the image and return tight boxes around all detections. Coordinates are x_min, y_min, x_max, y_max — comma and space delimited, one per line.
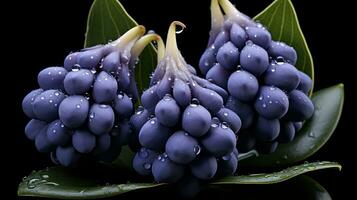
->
111, 25, 146, 52
218, 0, 255, 27
163, 21, 192, 82
130, 33, 165, 66
208, 0, 225, 46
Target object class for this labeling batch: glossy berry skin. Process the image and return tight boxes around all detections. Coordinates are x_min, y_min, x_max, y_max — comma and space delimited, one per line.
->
206, 63, 230, 89
277, 121, 295, 143
245, 26, 272, 49
216, 108, 242, 133
165, 131, 200, 164
263, 62, 300, 92
240, 43, 269, 76
92, 71, 118, 103
268, 41, 297, 65
138, 118, 171, 151
226, 96, 255, 129
230, 23, 247, 49
133, 148, 158, 176
22, 89, 43, 119
63, 69, 94, 95
217, 151, 238, 176
38, 67, 67, 90
155, 96, 181, 127
32, 90, 65, 122
25, 119, 47, 140
217, 42, 239, 71
56, 146, 80, 167
88, 104, 115, 136
254, 116, 280, 142
227, 70, 259, 102
59, 95, 89, 128
113, 93, 133, 118
46, 120, 70, 146
285, 90, 314, 121
201, 124, 237, 157
254, 86, 289, 119
72, 129, 96, 154
190, 154, 217, 180
173, 79, 191, 107
35, 127, 55, 153
182, 105, 211, 137
152, 154, 184, 183
296, 71, 313, 94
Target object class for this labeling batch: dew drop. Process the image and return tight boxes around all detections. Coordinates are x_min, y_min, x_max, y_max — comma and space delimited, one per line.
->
222, 154, 231, 161
262, 103, 267, 108
40, 96, 45, 100
276, 56, 285, 64
136, 106, 144, 115
223, 112, 228, 117
190, 98, 200, 106
99, 104, 108, 108
308, 131, 315, 138
76, 104, 81, 109
150, 118, 156, 124
71, 64, 81, 71
211, 117, 220, 128
54, 92, 60, 96
258, 96, 263, 101
221, 122, 229, 129
193, 145, 201, 155
49, 100, 53, 103
89, 113, 95, 119
139, 148, 149, 158
163, 94, 172, 101
42, 175, 49, 179
117, 92, 124, 99
143, 163, 151, 170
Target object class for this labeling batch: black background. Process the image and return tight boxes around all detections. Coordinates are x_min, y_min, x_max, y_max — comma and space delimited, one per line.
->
6, 0, 355, 199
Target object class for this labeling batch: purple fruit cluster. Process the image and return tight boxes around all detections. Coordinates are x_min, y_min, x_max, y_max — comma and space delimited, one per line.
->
22, 27, 153, 166
131, 22, 240, 185
199, 0, 314, 154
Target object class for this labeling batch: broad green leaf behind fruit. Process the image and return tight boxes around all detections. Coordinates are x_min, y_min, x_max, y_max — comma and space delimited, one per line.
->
84, 0, 156, 94
241, 84, 344, 167
17, 161, 340, 199
254, 0, 314, 94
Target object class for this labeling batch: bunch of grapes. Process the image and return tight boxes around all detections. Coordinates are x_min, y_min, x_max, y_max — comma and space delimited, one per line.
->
22, 26, 161, 166
131, 22, 241, 189
199, 0, 314, 154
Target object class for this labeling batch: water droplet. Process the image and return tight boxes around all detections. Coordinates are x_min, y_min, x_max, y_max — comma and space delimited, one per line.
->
42, 175, 49, 179
176, 26, 184, 34
40, 96, 45, 100
54, 92, 60, 96
211, 117, 220, 128
117, 92, 124, 99
282, 155, 288, 160
150, 118, 156, 124
143, 163, 151, 169
190, 98, 200, 106
91, 69, 97, 74
52, 129, 56, 133
49, 100, 53, 103
307, 166, 315, 170
99, 104, 108, 108
139, 148, 149, 158
136, 106, 144, 115
247, 54, 251, 58
71, 64, 81, 71
245, 40, 253, 46
249, 76, 253, 79
308, 132, 315, 138
89, 113, 95, 119
184, 132, 189, 136
54, 104, 58, 107
222, 154, 231, 161
269, 100, 272, 104
223, 112, 228, 116
211, 45, 215, 50
276, 56, 285, 64
262, 103, 267, 108
163, 94, 172, 101
271, 68, 276, 72
221, 122, 229, 129
193, 145, 201, 155
60, 124, 64, 128
270, 86, 276, 91
258, 96, 263, 101
76, 104, 81, 109
267, 95, 270, 98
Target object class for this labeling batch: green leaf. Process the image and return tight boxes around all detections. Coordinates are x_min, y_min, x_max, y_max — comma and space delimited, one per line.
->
242, 84, 344, 167
84, 0, 156, 93
18, 161, 339, 199
254, 0, 315, 93
286, 175, 332, 200
112, 145, 135, 170
18, 166, 164, 199
211, 161, 341, 185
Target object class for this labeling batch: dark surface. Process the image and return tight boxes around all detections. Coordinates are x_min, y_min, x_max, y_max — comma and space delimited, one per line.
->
6, 0, 354, 199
